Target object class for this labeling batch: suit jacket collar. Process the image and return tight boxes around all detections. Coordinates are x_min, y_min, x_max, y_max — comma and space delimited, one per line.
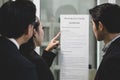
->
102, 34, 120, 53
0, 36, 19, 50
103, 37, 120, 58
9, 38, 20, 49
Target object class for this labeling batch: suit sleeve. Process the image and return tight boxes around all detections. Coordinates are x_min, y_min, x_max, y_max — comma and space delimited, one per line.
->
42, 50, 56, 67
95, 55, 120, 80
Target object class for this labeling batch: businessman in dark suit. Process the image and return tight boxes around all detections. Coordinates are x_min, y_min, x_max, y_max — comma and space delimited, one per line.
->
89, 3, 120, 80
0, 0, 38, 80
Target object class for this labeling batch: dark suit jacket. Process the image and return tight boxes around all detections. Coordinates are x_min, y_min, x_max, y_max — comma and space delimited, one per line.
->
95, 37, 120, 80
20, 49, 56, 80
0, 37, 38, 80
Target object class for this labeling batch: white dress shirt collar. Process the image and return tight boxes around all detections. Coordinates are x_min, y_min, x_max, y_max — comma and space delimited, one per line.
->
8, 38, 20, 49
102, 34, 120, 53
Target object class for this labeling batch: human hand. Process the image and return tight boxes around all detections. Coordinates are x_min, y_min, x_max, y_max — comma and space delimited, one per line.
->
45, 32, 60, 52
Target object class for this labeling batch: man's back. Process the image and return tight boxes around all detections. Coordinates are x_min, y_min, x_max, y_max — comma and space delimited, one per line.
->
95, 37, 120, 80
0, 37, 38, 80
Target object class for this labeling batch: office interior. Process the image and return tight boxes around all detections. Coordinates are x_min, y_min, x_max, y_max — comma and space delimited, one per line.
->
0, 0, 120, 80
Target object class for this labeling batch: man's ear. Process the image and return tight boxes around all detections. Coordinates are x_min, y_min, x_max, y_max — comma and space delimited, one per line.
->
24, 24, 34, 38
33, 28, 37, 38
98, 21, 104, 31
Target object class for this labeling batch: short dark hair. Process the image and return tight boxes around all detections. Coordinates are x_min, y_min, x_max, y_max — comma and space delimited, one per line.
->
33, 17, 40, 32
0, 0, 36, 38
89, 3, 120, 33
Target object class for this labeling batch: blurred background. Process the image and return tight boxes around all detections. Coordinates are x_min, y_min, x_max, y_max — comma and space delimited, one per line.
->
1, 0, 120, 80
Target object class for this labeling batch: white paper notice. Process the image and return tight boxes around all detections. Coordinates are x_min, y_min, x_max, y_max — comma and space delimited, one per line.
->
108, 0, 116, 3
59, 15, 89, 80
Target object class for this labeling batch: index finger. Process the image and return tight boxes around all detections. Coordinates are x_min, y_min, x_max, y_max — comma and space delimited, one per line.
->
53, 32, 61, 40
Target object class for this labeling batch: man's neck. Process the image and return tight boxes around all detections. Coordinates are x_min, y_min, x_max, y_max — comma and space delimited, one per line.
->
104, 33, 120, 44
